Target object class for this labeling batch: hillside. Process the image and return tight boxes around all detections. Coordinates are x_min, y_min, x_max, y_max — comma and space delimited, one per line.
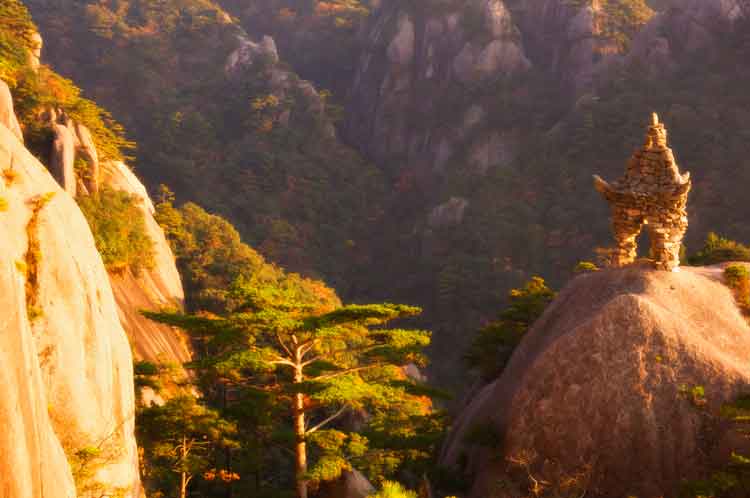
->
17, 0, 750, 393
442, 264, 750, 497
23, 0, 387, 289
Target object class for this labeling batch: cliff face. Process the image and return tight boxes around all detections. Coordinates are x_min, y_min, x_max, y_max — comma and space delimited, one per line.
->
344, 0, 530, 179
342, 0, 634, 180
0, 91, 141, 496
442, 265, 750, 497
102, 160, 191, 366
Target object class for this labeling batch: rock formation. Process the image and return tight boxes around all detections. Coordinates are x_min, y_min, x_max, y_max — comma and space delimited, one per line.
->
315, 470, 375, 498
102, 160, 191, 367
442, 265, 750, 497
594, 113, 691, 271
75, 121, 100, 193
343, 0, 637, 180
44, 108, 105, 197
0, 109, 141, 495
0, 80, 24, 142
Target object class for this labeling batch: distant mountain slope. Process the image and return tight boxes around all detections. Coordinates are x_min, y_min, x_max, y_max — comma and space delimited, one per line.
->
24, 0, 387, 290
22, 0, 750, 389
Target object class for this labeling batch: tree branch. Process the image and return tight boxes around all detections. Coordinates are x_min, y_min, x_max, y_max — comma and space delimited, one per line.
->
312, 364, 380, 382
275, 332, 293, 358
305, 405, 348, 435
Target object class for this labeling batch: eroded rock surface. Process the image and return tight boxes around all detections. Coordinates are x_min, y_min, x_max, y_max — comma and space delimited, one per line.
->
0, 80, 23, 142
102, 160, 190, 366
443, 265, 750, 497
0, 111, 140, 497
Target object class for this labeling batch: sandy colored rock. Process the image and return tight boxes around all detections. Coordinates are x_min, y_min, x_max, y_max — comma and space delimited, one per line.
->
28, 31, 43, 71
102, 160, 190, 366
50, 119, 76, 196
74, 122, 100, 193
0, 80, 23, 142
0, 119, 141, 496
442, 265, 750, 497
0, 133, 75, 498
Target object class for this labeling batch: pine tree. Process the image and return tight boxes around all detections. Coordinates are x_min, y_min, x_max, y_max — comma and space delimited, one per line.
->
145, 278, 432, 498
138, 396, 238, 498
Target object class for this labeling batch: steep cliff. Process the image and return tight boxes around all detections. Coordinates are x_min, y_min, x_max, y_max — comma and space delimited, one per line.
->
0, 91, 141, 497
442, 265, 750, 497
101, 160, 191, 367
343, 0, 651, 179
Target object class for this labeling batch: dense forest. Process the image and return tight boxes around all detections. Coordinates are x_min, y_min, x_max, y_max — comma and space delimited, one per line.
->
7, 0, 750, 496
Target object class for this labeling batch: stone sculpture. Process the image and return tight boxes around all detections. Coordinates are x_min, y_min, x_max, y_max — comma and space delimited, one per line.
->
594, 113, 691, 271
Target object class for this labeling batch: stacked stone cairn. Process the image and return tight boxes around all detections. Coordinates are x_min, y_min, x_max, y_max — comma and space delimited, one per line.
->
593, 113, 691, 271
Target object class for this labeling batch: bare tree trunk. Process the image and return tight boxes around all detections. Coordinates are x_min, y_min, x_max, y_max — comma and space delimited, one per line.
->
180, 436, 188, 498
294, 351, 308, 498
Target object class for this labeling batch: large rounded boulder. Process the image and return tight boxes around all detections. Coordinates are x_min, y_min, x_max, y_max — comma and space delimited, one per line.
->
442, 265, 750, 497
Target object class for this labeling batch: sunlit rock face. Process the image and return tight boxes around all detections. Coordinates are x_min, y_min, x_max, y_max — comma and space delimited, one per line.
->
443, 265, 750, 497
102, 160, 191, 367
0, 101, 141, 496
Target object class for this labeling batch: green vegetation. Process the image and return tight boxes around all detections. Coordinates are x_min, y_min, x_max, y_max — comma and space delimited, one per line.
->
145, 293, 438, 498
155, 187, 337, 312
689, 233, 750, 266
150, 197, 446, 497
574, 261, 600, 273
724, 264, 750, 310
0, 0, 133, 163
138, 396, 238, 498
23, 191, 55, 322
681, 395, 750, 497
24, 0, 385, 290
368, 481, 418, 498
465, 277, 555, 382
77, 187, 155, 275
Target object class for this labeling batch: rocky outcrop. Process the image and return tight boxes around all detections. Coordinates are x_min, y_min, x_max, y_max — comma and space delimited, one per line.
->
428, 196, 469, 228
43, 108, 105, 196
628, 0, 748, 74
226, 33, 336, 138
0, 176, 76, 498
75, 122, 100, 193
315, 470, 375, 498
102, 160, 190, 366
343, 0, 645, 180
225, 34, 279, 73
28, 31, 43, 71
344, 0, 530, 178
0, 114, 141, 494
0, 80, 23, 142
442, 265, 750, 497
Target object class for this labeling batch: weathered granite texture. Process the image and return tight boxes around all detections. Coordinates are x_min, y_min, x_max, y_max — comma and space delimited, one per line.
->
594, 113, 691, 271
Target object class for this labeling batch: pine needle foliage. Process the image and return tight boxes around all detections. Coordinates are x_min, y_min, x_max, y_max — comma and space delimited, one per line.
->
77, 186, 155, 274
368, 481, 418, 498
688, 232, 750, 266
144, 283, 433, 498
465, 277, 555, 382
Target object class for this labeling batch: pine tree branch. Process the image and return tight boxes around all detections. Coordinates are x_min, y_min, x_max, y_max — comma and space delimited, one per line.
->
305, 405, 347, 435
275, 332, 293, 358
312, 364, 381, 382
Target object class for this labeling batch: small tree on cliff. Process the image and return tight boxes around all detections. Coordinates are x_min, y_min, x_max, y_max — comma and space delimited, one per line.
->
465, 276, 555, 381
145, 279, 432, 498
138, 395, 238, 498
